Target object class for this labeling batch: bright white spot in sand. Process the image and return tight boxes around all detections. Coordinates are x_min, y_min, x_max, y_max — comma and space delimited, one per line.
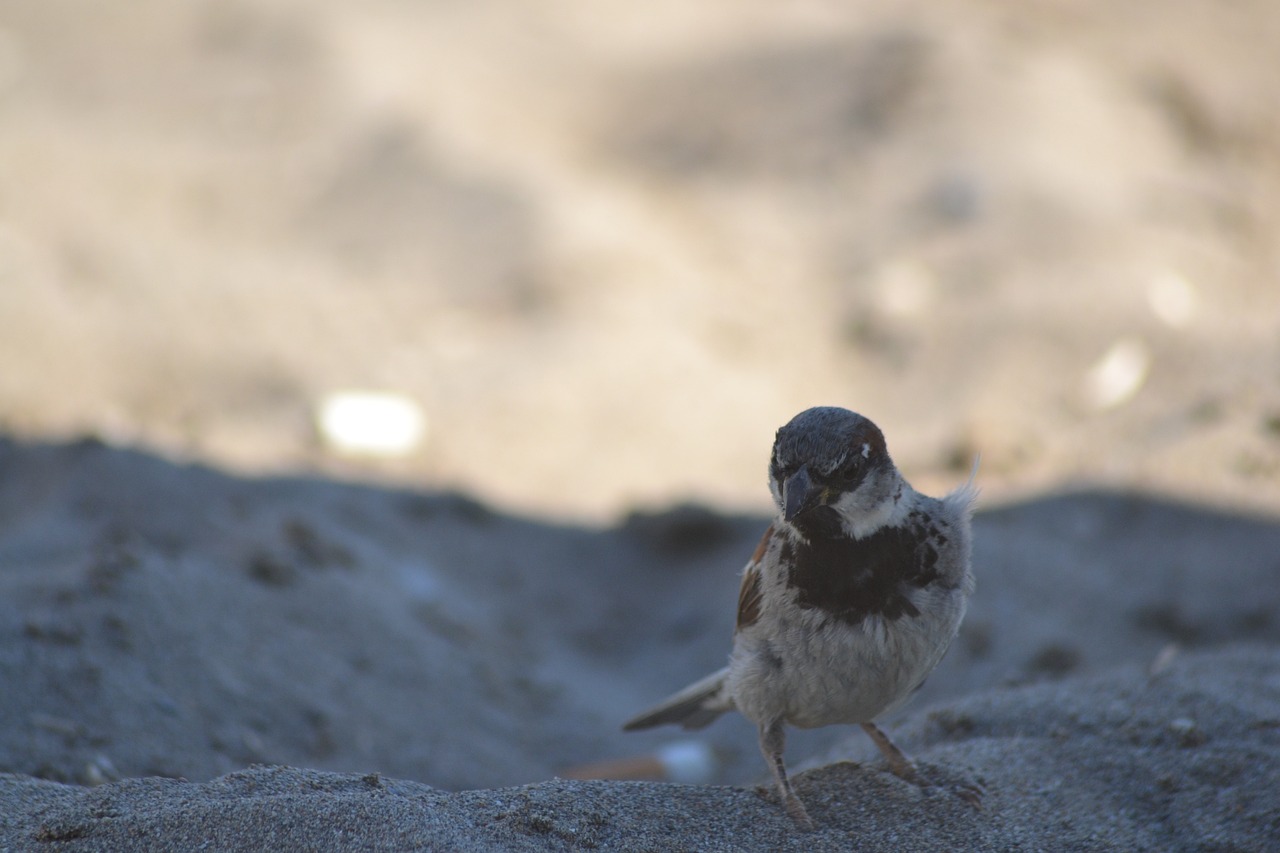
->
1147, 271, 1197, 328
656, 740, 716, 784
1083, 338, 1150, 410
318, 391, 427, 457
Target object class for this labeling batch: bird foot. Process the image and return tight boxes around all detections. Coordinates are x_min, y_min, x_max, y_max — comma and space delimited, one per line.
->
861, 721, 983, 809
946, 777, 985, 810
886, 761, 984, 809
781, 791, 815, 831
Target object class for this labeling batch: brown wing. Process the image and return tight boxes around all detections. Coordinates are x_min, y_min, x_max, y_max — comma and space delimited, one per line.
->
735, 523, 774, 632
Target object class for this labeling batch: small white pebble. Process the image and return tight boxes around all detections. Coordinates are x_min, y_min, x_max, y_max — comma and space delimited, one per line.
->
1147, 271, 1197, 328
1168, 717, 1206, 746
656, 740, 717, 785
317, 391, 427, 457
84, 754, 119, 786
1082, 338, 1150, 410
1148, 643, 1180, 676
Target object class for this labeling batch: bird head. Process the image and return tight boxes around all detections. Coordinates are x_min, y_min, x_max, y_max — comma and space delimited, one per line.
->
768, 407, 902, 538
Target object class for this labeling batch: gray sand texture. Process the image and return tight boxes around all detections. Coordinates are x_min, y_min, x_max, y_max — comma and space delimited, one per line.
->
1, 440, 1279, 850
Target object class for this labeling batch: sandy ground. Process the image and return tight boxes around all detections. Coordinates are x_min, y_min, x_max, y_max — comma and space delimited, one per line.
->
2, 438, 1279, 849
4, 645, 1279, 851
2, 0, 1280, 849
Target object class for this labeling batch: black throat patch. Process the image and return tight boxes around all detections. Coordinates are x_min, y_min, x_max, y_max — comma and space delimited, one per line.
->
783, 508, 945, 625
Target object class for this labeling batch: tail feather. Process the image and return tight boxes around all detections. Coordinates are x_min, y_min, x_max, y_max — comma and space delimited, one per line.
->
622, 667, 734, 732
946, 453, 981, 518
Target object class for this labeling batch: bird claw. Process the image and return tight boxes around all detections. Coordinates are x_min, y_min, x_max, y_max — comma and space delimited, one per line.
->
886, 762, 984, 810
754, 784, 815, 831
782, 793, 815, 831
948, 779, 985, 810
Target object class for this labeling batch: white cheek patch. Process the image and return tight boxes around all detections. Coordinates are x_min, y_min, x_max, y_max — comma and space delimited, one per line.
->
861, 443, 871, 459
831, 472, 909, 538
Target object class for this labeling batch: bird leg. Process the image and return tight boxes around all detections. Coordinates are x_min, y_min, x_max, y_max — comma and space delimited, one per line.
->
861, 721, 983, 808
860, 721, 926, 785
758, 720, 814, 830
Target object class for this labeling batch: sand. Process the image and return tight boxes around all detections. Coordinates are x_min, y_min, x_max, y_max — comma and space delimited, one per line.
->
2, 0, 1280, 849
2, 440, 1279, 850
4, 643, 1279, 851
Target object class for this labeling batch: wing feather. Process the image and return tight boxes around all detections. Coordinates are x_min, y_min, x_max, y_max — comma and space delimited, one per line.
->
735, 523, 774, 632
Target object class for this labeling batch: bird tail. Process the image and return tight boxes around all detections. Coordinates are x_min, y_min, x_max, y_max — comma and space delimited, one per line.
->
946, 453, 981, 518
622, 667, 735, 732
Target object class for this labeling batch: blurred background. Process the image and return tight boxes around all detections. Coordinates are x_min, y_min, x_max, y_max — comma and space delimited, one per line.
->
1, 0, 1278, 521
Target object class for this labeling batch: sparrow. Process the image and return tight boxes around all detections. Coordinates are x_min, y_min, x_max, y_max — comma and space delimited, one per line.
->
623, 406, 978, 829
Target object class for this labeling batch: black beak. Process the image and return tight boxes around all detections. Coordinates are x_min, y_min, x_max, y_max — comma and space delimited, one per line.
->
782, 466, 825, 522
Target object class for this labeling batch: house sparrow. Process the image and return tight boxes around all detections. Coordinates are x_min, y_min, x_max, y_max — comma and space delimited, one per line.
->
623, 407, 978, 829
